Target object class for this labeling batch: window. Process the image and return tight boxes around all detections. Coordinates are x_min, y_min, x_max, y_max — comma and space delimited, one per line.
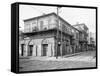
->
32, 22, 36, 31
25, 23, 31, 32
28, 45, 33, 56
66, 26, 68, 32
44, 27, 47, 30
62, 24, 66, 32
32, 22, 36, 26
40, 21, 43, 30
32, 26, 38, 32
21, 44, 25, 56
70, 28, 72, 34
44, 20, 48, 25
67, 27, 69, 32
55, 19, 58, 24
76, 32, 79, 39
72, 29, 74, 33
69, 28, 71, 32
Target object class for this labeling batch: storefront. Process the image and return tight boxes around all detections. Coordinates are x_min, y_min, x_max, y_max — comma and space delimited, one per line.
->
19, 37, 55, 57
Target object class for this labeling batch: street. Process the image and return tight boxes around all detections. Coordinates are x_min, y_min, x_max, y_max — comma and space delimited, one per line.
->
19, 51, 96, 71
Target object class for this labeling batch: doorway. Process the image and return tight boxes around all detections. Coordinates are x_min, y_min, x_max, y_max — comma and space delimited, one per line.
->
42, 44, 48, 56
28, 45, 33, 56
57, 44, 61, 56
21, 44, 24, 56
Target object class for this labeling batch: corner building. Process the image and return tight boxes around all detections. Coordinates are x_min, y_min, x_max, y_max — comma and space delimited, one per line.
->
19, 13, 80, 57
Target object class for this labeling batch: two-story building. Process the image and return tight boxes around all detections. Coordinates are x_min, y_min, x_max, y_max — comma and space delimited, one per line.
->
71, 27, 81, 53
73, 23, 89, 51
19, 12, 81, 57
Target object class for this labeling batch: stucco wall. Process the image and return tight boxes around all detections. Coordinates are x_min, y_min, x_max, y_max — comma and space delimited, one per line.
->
19, 37, 55, 57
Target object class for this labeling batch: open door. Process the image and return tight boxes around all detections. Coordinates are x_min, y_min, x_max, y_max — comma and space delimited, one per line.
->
28, 45, 33, 56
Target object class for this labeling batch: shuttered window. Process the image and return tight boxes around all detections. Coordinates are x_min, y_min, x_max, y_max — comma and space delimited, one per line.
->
40, 21, 43, 30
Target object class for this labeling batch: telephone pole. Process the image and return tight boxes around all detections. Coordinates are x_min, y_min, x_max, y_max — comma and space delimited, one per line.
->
60, 7, 62, 58
56, 7, 59, 59
56, 6, 62, 59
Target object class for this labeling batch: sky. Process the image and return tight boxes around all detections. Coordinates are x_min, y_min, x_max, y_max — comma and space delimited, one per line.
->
19, 5, 96, 34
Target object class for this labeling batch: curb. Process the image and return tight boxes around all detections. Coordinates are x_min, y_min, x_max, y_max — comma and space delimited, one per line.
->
63, 52, 84, 58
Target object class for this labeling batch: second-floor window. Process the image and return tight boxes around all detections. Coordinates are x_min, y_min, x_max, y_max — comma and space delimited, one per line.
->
76, 32, 79, 39
32, 26, 38, 32
70, 28, 72, 34
67, 26, 71, 34
25, 23, 31, 32
40, 21, 43, 30
32, 22, 37, 32
32, 22, 36, 26
62, 24, 66, 32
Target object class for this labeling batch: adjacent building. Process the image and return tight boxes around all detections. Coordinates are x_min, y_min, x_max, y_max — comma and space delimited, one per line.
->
88, 32, 96, 50
73, 23, 89, 51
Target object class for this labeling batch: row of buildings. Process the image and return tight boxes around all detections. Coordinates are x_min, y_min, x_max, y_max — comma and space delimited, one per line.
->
19, 12, 95, 57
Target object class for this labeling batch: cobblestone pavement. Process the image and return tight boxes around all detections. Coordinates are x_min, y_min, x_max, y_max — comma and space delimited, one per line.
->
19, 51, 96, 71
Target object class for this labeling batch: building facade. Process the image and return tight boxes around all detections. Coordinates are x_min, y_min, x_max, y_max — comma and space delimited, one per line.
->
19, 13, 84, 57
73, 23, 89, 51
88, 32, 96, 50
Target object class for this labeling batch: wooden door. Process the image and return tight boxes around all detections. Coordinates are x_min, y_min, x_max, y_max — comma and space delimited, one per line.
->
21, 44, 24, 56
42, 44, 48, 56
57, 45, 61, 56
28, 45, 33, 56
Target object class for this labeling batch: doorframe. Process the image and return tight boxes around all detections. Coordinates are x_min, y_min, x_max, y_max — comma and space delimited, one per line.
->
42, 44, 48, 56
28, 45, 33, 56
21, 44, 24, 56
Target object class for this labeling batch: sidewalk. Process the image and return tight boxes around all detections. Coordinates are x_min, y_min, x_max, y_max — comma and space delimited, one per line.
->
29, 56, 95, 62
29, 52, 83, 60
28, 51, 96, 62
19, 51, 96, 62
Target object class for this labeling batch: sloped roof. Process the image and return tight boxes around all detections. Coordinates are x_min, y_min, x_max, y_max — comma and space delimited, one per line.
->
73, 23, 88, 30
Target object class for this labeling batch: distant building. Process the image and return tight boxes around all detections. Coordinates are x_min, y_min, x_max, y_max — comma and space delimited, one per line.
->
19, 13, 86, 57
88, 32, 96, 50
89, 32, 96, 44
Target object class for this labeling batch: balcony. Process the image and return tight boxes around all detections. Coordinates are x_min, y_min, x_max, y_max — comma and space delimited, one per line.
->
59, 29, 73, 36
71, 33, 80, 40
32, 26, 39, 32
79, 38, 88, 43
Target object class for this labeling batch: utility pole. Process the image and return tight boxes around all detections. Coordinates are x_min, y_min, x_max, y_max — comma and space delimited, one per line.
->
56, 6, 62, 59
61, 21, 63, 58
56, 7, 59, 59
